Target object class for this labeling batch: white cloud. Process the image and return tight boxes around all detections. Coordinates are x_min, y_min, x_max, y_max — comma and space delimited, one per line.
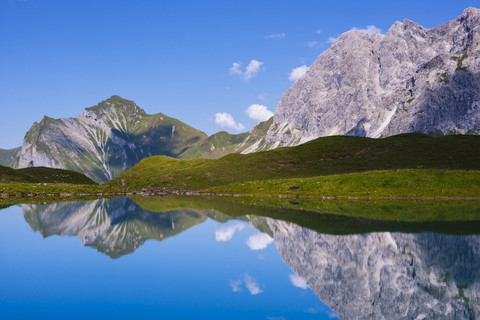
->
245, 60, 264, 81
229, 62, 242, 76
288, 65, 308, 82
244, 274, 263, 295
215, 113, 245, 131
316, 29, 322, 35
265, 33, 285, 39
289, 273, 308, 289
327, 36, 338, 44
246, 233, 273, 250
256, 93, 268, 102
229, 279, 242, 292
215, 223, 245, 242
245, 104, 274, 122
351, 25, 382, 35
306, 41, 318, 48
229, 59, 264, 82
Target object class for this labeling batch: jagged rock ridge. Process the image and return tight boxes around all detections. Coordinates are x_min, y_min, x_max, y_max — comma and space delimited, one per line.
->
248, 7, 480, 152
15, 96, 207, 182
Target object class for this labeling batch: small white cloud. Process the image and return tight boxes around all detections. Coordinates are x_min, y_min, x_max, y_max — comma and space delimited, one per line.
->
256, 93, 268, 102
245, 59, 264, 81
327, 36, 338, 44
229, 59, 264, 82
265, 33, 286, 39
245, 274, 263, 295
306, 41, 318, 48
289, 273, 308, 289
288, 65, 308, 82
215, 113, 245, 131
229, 279, 242, 292
246, 233, 273, 250
215, 223, 245, 242
351, 25, 382, 35
245, 104, 274, 122
229, 62, 243, 76
316, 29, 322, 35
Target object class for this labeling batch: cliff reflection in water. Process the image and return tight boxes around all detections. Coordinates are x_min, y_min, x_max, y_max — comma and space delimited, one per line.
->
17, 197, 480, 319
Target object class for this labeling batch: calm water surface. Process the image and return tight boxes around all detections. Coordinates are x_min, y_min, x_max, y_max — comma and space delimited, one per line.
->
0, 197, 478, 319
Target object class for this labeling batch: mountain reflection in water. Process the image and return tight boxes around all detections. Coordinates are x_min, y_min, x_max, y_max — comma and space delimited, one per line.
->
10, 197, 480, 319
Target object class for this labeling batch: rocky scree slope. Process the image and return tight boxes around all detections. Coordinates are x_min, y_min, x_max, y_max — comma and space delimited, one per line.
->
15, 96, 207, 183
247, 7, 480, 152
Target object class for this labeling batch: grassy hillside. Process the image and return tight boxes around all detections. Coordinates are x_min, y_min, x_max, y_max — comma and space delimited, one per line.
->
105, 133, 480, 192
0, 165, 96, 185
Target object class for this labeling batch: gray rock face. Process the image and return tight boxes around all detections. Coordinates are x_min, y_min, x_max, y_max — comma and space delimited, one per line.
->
268, 219, 480, 319
251, 7, 480, 152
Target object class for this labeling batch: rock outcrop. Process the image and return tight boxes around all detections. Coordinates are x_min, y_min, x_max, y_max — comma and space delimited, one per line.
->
248, 7, 480, 152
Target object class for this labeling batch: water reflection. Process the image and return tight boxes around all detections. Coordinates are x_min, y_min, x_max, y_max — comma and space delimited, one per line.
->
268, 219, 480, 319
8, 197, 480, 318
21, 198, 234, 258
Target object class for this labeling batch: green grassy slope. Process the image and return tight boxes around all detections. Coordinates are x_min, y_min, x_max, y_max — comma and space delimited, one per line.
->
105, 133, 480, 192
0, 147, 20, 167
0, 165, 96, 185
206, 169, 480, 198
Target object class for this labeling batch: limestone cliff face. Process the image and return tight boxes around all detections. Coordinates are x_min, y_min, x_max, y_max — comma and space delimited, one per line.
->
268, 219, 480, 320
249, 7, 480, 152
15, 96, 207, 182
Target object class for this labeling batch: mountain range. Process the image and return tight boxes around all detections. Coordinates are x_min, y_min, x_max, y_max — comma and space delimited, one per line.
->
2, 7, 480, 182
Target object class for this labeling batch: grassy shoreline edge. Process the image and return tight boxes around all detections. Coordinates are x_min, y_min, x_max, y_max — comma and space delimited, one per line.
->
1, 169, 479, 200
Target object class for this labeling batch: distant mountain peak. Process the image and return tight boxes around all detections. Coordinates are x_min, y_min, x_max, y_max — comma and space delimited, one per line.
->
15, 97, 207, 182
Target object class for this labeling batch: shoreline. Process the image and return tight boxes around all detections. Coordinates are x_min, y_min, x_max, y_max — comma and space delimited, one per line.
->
1, 188, 480, 201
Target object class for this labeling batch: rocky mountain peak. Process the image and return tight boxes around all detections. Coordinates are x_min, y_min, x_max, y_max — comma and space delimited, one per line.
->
86, 95, 146, 117
245, 7, 480, 153
15, 96, 207, 182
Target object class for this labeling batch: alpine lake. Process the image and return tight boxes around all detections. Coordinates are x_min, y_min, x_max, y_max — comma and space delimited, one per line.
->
1, 195, 479, 319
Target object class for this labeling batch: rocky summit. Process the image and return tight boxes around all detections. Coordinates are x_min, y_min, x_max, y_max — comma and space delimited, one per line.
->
15, 96, 207, 183
247, 7, 480, 152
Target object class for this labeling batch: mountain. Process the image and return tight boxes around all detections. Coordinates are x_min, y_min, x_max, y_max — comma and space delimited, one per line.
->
15, 96, 207, 183
0, 147, 20, 167
246, 7, 480, 152
268, 219, 480, 319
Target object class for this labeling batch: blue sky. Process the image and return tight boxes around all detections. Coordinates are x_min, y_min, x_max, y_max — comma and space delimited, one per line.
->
0, 0, 476, 148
